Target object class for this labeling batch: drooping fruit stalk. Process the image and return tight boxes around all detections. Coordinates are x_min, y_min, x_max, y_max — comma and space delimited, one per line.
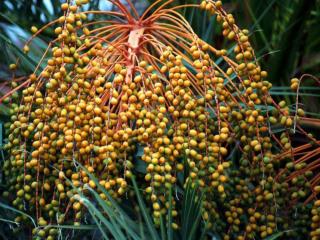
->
0, 0, 317, 239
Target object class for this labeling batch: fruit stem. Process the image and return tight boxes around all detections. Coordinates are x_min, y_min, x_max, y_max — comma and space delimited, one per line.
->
125, 27, 145, 84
